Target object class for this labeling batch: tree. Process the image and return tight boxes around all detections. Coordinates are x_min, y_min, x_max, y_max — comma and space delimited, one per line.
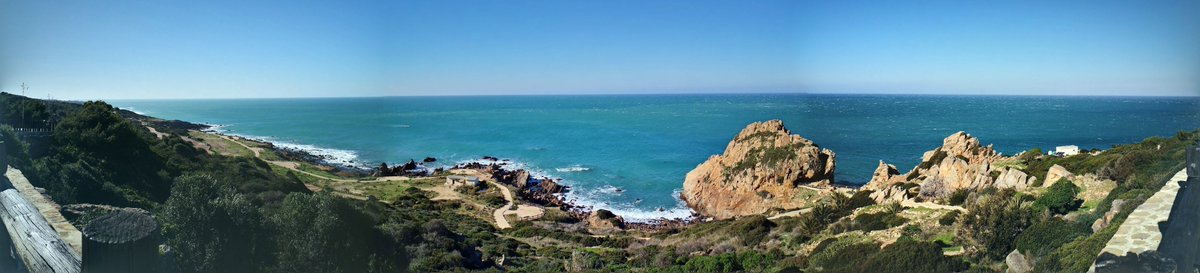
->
265, 193, 383, 273
46, 101, 170, 206
160, 174, 265, 273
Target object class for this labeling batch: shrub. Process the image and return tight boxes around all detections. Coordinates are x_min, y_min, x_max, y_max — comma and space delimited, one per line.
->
807, 239, 880, 272
858, 239, 969, 273
959, 189, 1036, 261
1014, 217, 1088, 256
851, 211, 907, 232
730, 215, 776, 246
1034, 178, 1081, 214
938, 210, 960, 226
945, 189, 970, 206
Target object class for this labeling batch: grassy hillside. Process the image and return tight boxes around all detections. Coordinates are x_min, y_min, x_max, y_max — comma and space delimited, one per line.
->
1, 92, 1194, 273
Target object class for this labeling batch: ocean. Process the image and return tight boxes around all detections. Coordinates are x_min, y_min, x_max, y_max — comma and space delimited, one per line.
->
111, 94, 1200, 220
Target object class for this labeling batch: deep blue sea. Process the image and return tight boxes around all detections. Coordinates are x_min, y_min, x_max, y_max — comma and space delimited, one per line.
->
112, 94, 1200, 220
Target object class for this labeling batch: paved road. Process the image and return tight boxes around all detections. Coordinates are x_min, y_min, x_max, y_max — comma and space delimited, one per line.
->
1158, 176, 1200, 272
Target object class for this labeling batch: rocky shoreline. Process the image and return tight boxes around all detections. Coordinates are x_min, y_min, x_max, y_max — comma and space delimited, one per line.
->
448, 158, 702, 230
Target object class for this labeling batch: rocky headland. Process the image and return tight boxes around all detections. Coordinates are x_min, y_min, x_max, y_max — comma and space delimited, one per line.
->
681, 120, 837, 220
861, 131, 1043, 204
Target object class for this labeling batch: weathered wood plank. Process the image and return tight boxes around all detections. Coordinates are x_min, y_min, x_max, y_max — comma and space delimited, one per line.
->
5, 167, 82, 255
0, 189, 81, 273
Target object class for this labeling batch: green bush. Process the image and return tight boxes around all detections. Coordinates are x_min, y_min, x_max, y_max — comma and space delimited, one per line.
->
944, 188, 970, 206
960, 189, 1036, 261
1034, 178, 1081, 214
850, 211, 907, 232
807, 239, 880, 272
857, 239, 969, 273
1014, 217, 1087, 257
939, 210, 960, 226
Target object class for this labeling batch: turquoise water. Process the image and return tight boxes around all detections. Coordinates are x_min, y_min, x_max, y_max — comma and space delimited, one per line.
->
112, 94, 1200, 220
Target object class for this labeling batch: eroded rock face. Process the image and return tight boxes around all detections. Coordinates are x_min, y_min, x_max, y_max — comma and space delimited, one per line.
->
868, 131, 1003, 203
1045, 164, 1074, 186
587, 209, 624, 232
864, 161, 903, 191
995, 168, 1037, 191
681, 120, 836, 220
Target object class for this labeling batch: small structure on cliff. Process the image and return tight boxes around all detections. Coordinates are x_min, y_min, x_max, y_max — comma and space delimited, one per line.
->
81, 208, 159, 273
1054, 145, 1081, 156
681, 120, 837, 220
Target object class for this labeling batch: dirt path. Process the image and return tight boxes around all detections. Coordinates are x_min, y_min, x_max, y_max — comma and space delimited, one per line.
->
213, 131, 537, 230
143, 124, 168, 140
449, 169, 543, 229
218, 134, 359, 183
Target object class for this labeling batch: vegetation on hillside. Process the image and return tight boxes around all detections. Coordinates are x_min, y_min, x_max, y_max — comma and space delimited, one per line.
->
1, 93, 1194, 273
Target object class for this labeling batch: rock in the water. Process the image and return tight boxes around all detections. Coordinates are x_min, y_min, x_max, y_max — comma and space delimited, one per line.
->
1045, 164, 1074, 186
1006, 250, 1033, 273
681, 120, 836, 220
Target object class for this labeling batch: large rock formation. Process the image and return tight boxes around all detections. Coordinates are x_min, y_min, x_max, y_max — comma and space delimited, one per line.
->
865, 131, 1023, 203
1045, 164, 1074, 186
995, 167, 1037, 190
682, 120, 836, 220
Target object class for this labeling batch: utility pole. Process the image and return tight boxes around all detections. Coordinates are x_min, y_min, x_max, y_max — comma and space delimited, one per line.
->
21, 82, 28, 96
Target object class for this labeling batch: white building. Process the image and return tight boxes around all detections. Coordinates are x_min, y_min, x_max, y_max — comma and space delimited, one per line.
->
445, 175, 481, 189
1055, 145, 1080, 156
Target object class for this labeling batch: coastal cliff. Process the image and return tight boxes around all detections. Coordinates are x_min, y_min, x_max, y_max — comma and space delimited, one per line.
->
681, 120, 836, 220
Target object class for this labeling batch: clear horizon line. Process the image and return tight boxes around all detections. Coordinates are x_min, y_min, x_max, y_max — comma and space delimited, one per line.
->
14, 90, 1199, 102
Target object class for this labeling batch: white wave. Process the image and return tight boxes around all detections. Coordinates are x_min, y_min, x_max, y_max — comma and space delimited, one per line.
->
451, 157, 695, 222
213, 129, 365, 169
124, 107, 146, 115
201, 123, 228, 134
555, 165, 591, 172
561, 188, 695, 222
267, 141, 362, 168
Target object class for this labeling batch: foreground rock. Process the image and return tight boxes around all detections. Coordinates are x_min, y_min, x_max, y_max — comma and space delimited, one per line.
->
862, 131, 1036, 203
681, 120, 836, 220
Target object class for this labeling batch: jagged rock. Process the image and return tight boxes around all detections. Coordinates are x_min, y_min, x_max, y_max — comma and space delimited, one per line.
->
868, 132, 1002, 204
1045, 164, 1074, 186
587, 209, 624, 232
864, 161, 902, 191
423, 157, 437, 163
940, 131, 1000, 164
1093, 199, 1126, 232
1006, 250, 1033, 273
869, 184, 912, 204
681, 120, 836, 220
995, 168, 1036, 191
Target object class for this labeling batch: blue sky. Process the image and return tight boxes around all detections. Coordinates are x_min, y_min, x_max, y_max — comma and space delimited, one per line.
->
1, 0, 1197, 99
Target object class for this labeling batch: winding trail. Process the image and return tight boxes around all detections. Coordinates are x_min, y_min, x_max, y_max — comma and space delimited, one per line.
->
218, 134, 358, 183
450, 169, 543, 229
213, 131, 541, 229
